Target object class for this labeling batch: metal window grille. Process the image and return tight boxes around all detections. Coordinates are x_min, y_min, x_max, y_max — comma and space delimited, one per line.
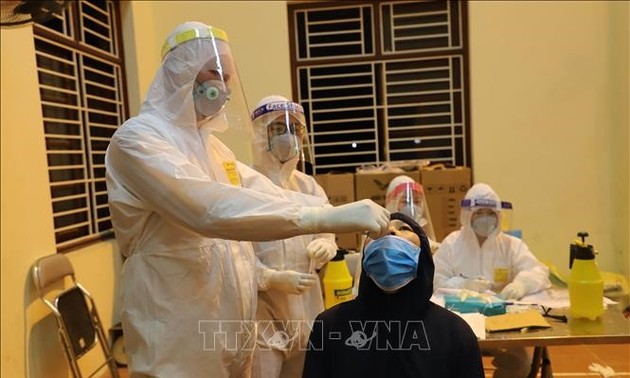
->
289, 0, 470, 174
33, 0, 127, 250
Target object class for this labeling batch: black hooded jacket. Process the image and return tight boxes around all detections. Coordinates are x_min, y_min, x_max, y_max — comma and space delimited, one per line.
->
302, 213, 484, 378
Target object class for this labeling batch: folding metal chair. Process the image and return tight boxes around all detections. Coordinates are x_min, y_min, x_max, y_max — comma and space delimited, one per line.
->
32, 253, 120, 378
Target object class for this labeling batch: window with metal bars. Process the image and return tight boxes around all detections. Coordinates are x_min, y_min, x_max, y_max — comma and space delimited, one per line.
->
288, 0, 470, 174
33, 0, 127, 250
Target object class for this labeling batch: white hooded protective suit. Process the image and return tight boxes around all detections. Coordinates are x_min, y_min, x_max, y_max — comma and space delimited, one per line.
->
385, 175, 440, 253
433, 183, 551, 295
249, 96, 337, 378
433, 183, 550, 378
105, 23, 332, 378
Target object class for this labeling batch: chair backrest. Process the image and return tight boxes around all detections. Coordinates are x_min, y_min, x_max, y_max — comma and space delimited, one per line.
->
31, 253, 120, 378
33, 253, 75, 293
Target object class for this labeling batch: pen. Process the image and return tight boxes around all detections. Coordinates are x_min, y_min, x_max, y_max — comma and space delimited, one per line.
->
505, 301, 538, 306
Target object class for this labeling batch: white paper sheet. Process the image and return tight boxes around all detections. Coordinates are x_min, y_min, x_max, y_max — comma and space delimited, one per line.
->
518, 287, 616, 309
452, 311, 486, 340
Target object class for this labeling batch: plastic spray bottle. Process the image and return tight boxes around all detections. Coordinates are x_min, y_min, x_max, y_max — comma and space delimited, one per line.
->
568, 232, 604, 320
323, 249, 353, 309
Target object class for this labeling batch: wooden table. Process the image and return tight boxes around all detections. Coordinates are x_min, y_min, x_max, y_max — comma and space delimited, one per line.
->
478, 306, 630, 378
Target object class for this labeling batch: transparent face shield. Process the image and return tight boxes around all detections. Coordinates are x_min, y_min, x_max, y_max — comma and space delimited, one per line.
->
252, 101, 313, 167
267, 114, 305, 163
500, 201, 513, 232
161, 25, 252, 134
299, 122, 314, 174
194, 49, 251, 135
385, 180, 436, 242
385, 182, 425, 224
460, 198, 502, 212
461, 198, 501, 236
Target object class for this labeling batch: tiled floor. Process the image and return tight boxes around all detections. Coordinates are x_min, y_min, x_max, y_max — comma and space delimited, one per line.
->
110, 344, 629, 377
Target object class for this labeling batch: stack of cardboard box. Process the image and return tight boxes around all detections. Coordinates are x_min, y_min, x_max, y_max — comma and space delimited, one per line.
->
315, 164, 471, 249
354, 170, 422, 207
313, 173, 360, 250
419, 166, 471, 241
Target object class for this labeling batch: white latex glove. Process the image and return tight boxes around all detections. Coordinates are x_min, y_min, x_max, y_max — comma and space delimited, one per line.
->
462, 277, 493, 292
307, 238, 337, 266
500, 281, 526, 300
268, 270, 317, 295
302, 199, 390, 238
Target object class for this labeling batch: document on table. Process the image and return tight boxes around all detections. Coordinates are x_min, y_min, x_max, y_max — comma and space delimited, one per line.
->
519, 288, 616, 309
433, 287, 616, 309
431, 289, 487, 340
452, 311, 486, 340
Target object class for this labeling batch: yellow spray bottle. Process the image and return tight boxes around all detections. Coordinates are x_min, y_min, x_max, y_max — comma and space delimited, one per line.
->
323, 249, 354, 309
568, 232, 604, 320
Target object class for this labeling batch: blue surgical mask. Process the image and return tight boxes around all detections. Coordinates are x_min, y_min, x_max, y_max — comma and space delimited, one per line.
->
363, 235, 421, 293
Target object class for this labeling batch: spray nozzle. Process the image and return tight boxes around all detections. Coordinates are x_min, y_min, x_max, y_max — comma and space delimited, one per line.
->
570, 231, 596, 269
332, 249, 348, 262
576, 232, 589, 245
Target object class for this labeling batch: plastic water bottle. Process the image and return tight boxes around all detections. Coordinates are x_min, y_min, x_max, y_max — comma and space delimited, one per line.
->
323, 249, 353, 309
568, 232, 604, 320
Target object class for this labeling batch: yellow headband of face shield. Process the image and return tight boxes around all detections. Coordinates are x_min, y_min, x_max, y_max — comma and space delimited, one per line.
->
160, 26, 229, 60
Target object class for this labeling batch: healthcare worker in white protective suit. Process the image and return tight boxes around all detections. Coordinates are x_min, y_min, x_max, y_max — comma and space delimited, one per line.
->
385, 175, 440, 254
105, 22, 390, 378
433, 183, 551, 378
249, 95, 337, 378
353, 175, 441, 295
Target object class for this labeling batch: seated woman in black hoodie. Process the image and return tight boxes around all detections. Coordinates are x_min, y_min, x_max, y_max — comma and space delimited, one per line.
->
302, 212, 484, 378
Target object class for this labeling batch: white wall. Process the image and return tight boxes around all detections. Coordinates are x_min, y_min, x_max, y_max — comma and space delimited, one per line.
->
126, 0, 293, 164
1, 24, 56, 378
468, 1, 629, 276
0, 24, 121, 377
1, 1, 628, 376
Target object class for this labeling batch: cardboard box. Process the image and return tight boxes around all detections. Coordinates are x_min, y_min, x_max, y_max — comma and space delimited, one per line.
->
314, 172, 360, 250
420, 166, 471, 241
334, 233, 360, 252
354, 170, 421, 207
314, 172, 355, 206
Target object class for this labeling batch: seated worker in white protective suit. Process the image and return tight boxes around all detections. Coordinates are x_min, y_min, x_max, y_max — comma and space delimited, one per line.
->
104, 22, 390, 378
433, 183, 551, 378
385, 175, 440, 254
249, 95, 337, 378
